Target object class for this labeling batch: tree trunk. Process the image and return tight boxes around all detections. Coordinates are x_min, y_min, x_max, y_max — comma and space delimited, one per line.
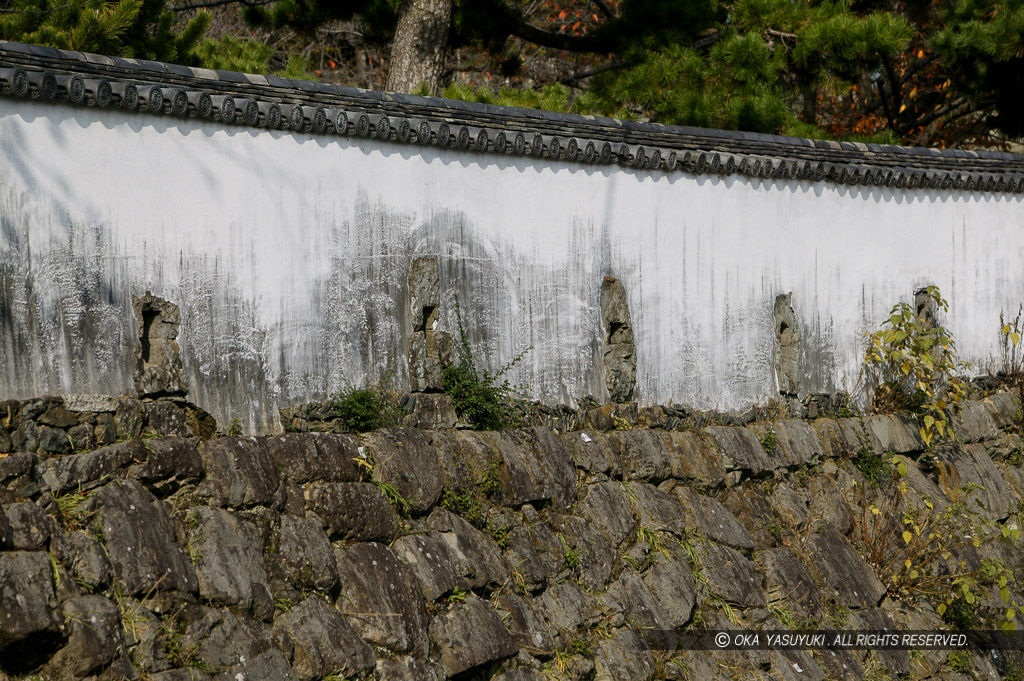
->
386, 0, 453, 96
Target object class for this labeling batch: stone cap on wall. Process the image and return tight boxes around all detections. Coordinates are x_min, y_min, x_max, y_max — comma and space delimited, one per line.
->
3, 40, 1024, 193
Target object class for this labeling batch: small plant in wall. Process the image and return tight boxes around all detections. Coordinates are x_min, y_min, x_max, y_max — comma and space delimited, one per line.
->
864, 286, 968, 448
442, 297, 531, 431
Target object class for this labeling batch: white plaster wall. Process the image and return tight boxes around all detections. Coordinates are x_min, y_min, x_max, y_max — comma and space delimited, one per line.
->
2, 98, 1023, 431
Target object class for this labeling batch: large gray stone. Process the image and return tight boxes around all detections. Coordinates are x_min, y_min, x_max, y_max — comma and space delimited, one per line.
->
40, 440, 144, 495
177, 606, 296, 681
429, 594, 518, 677
187, 506, 272, 616
273, 596, 374, 680
805, 473, 853, 534
50, 528, 111, 592
391, 533, 460, 602
747, 419, 824, 468
949, 400, 1000, 443
367, 428, 443, 513
303, 482, 400, 542
697, 543, 766, 608
0, 552, 62, 669
662, 431, 727, 487
941, 444, 1015, 519
427, 508, 508, 591
630, 482, 686, 536
704, 426, 771, 477
127, 437, 204, 494
804, 526, 885, 608
494, 592, 555, 653
605, 430, 672, 482
44, 595, 125, 679
641, 545, 697, 628
501, 520, 565, 592
603, 571, 676, 650
863, 414, 924, 454
538, 580, 601, 636
374, 656, 445, 681
4, 502, 50, 551
265, 433, 362, 484
982, 390, 1020, 430
198, 437, 282, 509
86, 479, 197, 595
594, 628, 655, 681
675, 486, 753, 550
550, 514, 618, 590
333, 542, 429, 656
773, 292, 801, 396
142, 401, 192, 437
573, 482, 636, 549
275, 513, 339, 595
757, 547, 823, 621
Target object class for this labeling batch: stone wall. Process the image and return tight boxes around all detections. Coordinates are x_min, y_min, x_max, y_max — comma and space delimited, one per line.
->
2, 391, 1024, 680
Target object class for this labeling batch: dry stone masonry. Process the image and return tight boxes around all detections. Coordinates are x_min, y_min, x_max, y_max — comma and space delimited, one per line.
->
3, 388, 1024, 679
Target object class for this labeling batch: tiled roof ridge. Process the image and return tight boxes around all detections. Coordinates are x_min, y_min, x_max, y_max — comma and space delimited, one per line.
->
3, 40, 1024, 193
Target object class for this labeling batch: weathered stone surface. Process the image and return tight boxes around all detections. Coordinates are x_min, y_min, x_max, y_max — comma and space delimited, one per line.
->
501, 520, 564, 592
114, 398, 144, 440
133, 293, 188, 398
5, 501, 49, 550
0, 551, 62, 669
401, 393, 457, 429
863, 414, 924, 454
601, 277, 636, 403
333, 542, 429, 656
374, 656, 445, 681
67, 422, 94, 452
142, 400, 192, 437
568, 482, 635, 547
51, 528, 111, 592
560, 430, 619, 476
941, 444, 1015, 518
748, 419, 823, 468
37, 425, 72, 455
198, 437, 281, 509
367, 428, 443, 513
698, 543, 766, 608
805, 474, 853, 534
773, 292, 801, 396
408, 331, 445, 393
0, 451, 35, 482
275, 513, 338, 594
812, 417, 881, 460
266, 433, 362, 484
606, 429, 672, 482
391, 533, 460, 601
662, 431, 727, 487
594, 627, 655, 681
127, 437, 203, 493
630, 482, 686, 535
38, 404, 79, 429
304, 482, 400, 542
982, 390, 1019, 430
86, 480, 197, 595
950, 400, 1000, 443
187, 506, 272, 615
603, 571, 677, 649
44, 595, 125, 679
704, 426, 771, 477
94, 412, 117, 446
40, 439, 144, 495
492, 667, 547, 681
675, 486, 753, 550
427, 508, 507, 590
274, 596, 374, 680
429, 593, 518, 677
62, 394, 119, 413
805, 526, 884, 608
768, 483, 808, 531
461, 429, 577, 508
538, 579, 601, 635
495, 592, 555, 653
0, 505, 8, 547
757, 547, 824, 620
179, 606, 296, 681
551, 514, 617, 590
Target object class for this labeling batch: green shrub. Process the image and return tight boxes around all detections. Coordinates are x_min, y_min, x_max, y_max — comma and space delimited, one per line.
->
442, 299, 530, 431
330, 387, 396, 433
864, 286, 968, 448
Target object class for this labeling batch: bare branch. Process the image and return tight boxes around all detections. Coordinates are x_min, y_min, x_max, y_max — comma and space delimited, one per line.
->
172, 0, 271, 12
559, 60, 625, 84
